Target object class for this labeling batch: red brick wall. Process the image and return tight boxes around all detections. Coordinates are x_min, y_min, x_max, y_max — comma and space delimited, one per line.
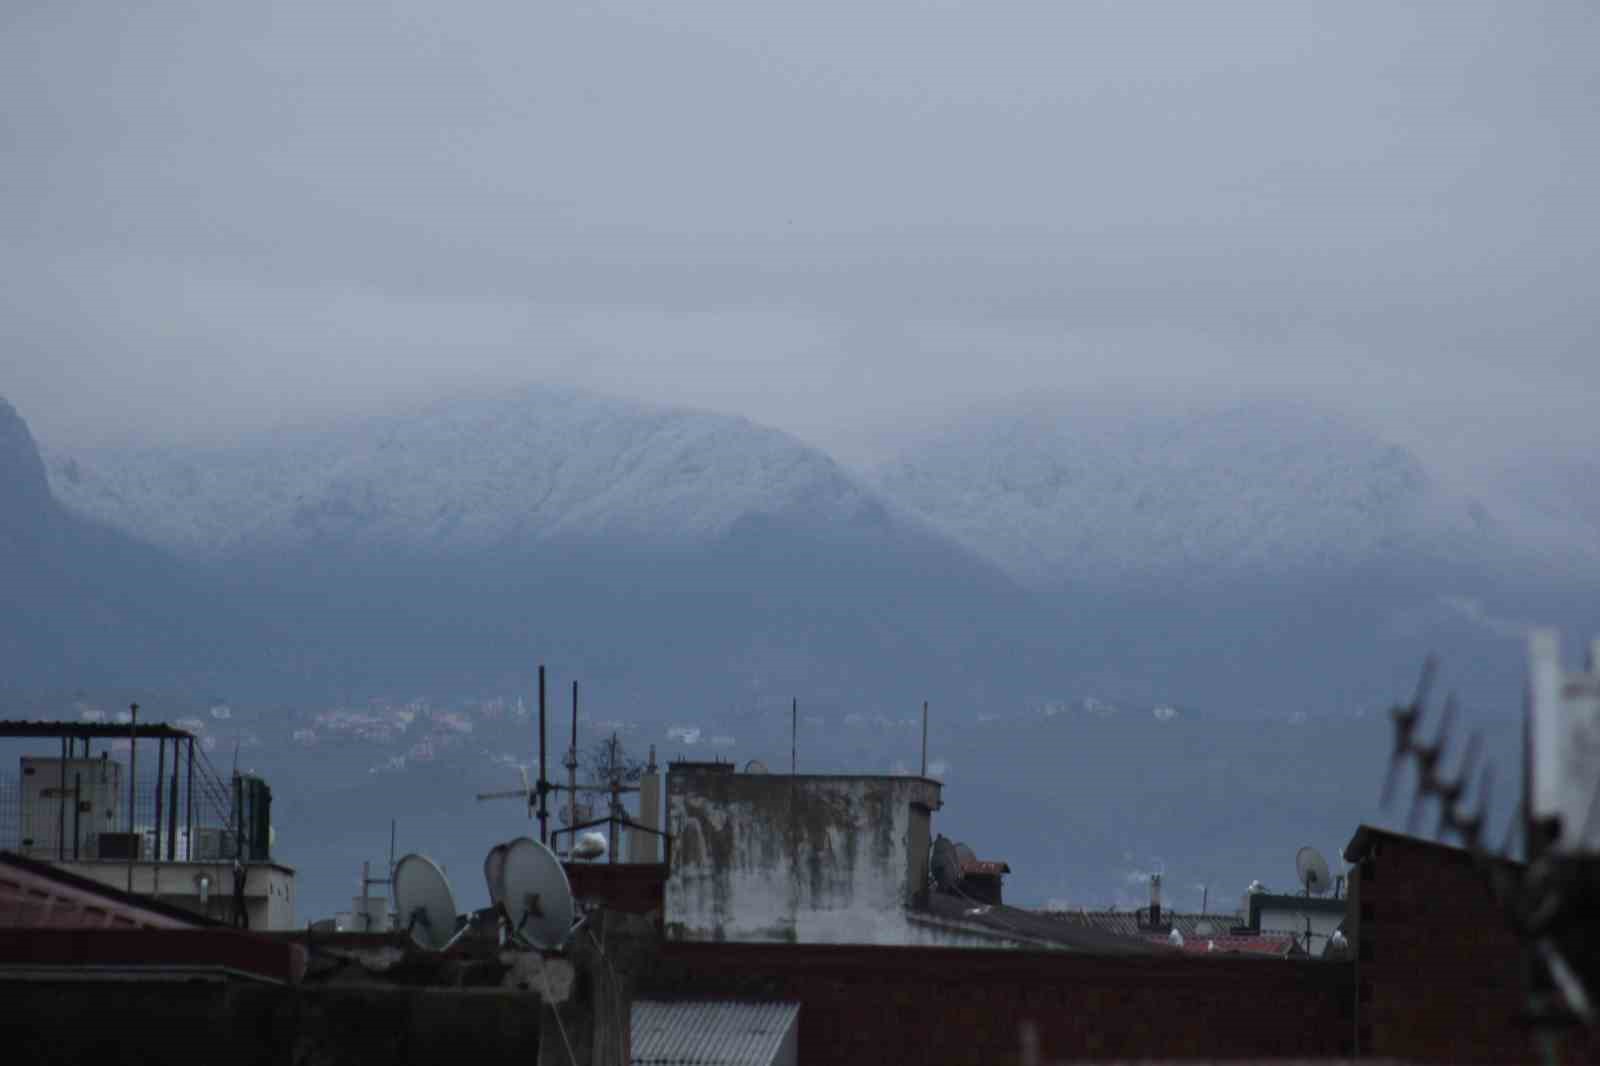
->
1349, 832, 1599, 1063
648, 942, 1353, 1064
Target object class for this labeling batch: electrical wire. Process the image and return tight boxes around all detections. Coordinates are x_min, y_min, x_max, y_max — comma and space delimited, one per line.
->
541, 961, 579, 1066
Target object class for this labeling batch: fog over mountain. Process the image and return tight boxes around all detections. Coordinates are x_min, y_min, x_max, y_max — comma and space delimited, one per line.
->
44, 385, 891, 560
4, 384, 1591, 917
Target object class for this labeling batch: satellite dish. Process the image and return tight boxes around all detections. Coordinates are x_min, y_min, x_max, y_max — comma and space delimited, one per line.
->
1296, 846, 1332, 896
394, 853, 463, 952
502, 836, 575, 950
744, 759, 768, 774
954, 842, 977, 869
483, 843, 510, 908
930, 836, 960, 892
1169, 928, 1185, 948
1195, 920, 1216, 937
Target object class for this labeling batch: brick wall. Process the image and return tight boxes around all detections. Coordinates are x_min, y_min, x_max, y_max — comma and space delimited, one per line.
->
1347, 828, 1599, 1063
1, 981, 544, 1066
646, 942, 1353, 1064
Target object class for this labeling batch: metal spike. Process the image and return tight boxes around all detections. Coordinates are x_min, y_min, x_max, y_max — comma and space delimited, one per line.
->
1380, 750, 1406, 810
1500, 796, 1522, 860
1579, 773, 1600, 852
1411, 656, 1438, 716
1383, 699, 1425, 809
1538, 939, 1596, 1025
1434, 729, 1481, 840
1405, 771, 1428, 836
1432, 695, 1458, 762
1457, 763, 1492, 852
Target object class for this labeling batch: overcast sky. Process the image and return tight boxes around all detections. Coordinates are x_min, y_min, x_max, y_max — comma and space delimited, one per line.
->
3, 1, 1596, 476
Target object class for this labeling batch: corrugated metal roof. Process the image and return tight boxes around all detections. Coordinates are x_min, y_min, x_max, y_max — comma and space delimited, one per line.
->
631, 1000, 799, 1066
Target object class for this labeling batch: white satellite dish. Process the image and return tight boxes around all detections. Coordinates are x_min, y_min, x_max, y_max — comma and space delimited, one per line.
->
394, 853, 467, 952
744, 759, 768, 774
1296, 846, 1332, 896
1195, 920, 1216, 937
502, 836, 575, 950
483, 843, 510, 908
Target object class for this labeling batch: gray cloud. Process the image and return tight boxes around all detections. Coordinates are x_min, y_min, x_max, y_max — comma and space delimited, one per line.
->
3, 1, 1596, 480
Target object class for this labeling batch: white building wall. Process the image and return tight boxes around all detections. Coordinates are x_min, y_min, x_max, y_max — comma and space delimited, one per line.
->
56, 860, 297, 930
665, 769, 941, 944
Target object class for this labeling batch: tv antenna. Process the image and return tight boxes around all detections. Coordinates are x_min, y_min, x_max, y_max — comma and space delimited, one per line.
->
501, 836, 576, 950
393, 853, 471, 952
1296, 845, 1332, 897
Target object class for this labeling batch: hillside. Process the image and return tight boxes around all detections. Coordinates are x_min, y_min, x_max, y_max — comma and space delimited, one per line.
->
871, 401, 1505, 587
28, 387, 1056, 708
44, 385, 893, 560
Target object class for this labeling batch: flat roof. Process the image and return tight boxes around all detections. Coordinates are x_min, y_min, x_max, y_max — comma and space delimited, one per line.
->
0, 721, 196, 741
1343, 822, 1523, 868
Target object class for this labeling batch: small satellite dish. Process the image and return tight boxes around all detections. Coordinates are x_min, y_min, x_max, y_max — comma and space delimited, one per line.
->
483, 843, 510, 908
1195, 920, 1216, 937
394, 853, 464, 952
1169, 928, 1185, 948
1296, 846, 1332, 896
744, 759, 769, 774
930, 836, 960, 892
501, 836, 575, 950
954, 842, 977, 869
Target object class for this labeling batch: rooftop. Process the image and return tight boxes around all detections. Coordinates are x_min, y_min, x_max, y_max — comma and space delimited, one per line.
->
631, 999, 800, 1066
0, 720, 197, 741
921, 893, 1163, 954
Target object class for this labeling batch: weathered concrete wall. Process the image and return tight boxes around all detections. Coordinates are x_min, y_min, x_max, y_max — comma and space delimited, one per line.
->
58, 859, 296, 929
665, 769, 942, 944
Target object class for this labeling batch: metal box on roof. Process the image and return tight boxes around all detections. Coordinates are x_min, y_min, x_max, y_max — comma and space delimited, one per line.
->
18, 757, 121, 860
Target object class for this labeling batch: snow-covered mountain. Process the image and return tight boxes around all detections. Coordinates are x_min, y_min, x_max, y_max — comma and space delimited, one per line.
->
45, 386, 890, 560
871, 401, 1506, 587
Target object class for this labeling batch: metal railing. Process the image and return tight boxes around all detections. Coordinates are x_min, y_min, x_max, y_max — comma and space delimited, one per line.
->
0, 764, 234, 863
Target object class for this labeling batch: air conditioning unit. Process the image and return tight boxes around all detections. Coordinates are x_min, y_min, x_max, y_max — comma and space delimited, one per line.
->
190, 827, 238, 861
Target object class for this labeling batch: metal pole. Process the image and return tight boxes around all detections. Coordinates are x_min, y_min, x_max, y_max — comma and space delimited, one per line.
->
921, 701, 928, 777
154, 737, 165, 863
73, 773, 82, 860
791, 698, 797, 775
167, 770, 178, 861
186, 738, 194, 862
570, 681, 579, 846
58, 736, 67, 861
128, 703, 138, 893
608, 731, 619, 864
537, 665, 548, 845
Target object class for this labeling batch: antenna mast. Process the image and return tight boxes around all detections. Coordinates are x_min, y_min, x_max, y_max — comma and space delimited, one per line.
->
537, 665, 549, 845
569, 681, 579, 844
921, 700, 928, 777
